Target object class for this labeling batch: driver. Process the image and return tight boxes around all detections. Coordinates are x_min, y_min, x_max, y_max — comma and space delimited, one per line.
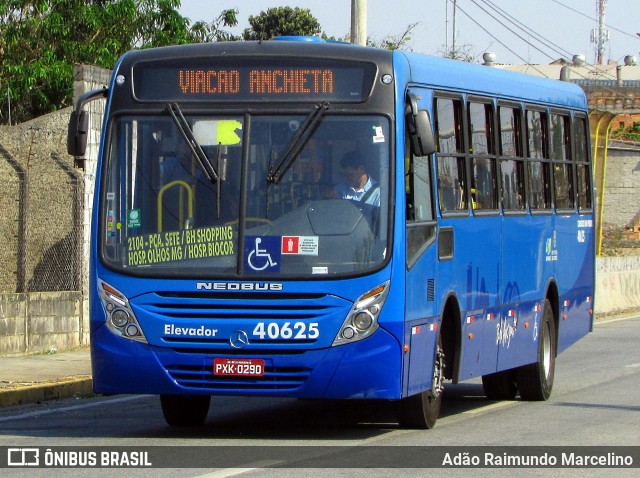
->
333, 151, 380, 206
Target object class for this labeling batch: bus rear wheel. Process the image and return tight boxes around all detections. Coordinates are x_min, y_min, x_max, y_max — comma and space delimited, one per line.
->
516, 299, 556, 401
160, 394, 211, 427
396, 334, 445, 429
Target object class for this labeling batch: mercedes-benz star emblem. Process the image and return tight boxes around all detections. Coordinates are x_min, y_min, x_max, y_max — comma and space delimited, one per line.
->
230, 330, 249, 349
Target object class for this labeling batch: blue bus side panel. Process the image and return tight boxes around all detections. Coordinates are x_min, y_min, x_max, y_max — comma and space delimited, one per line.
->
438, 216, 502, 380
555, 214, 595, 353
497, 215, 552, 371
405, 318, 439, 397
403, 232, 439, 396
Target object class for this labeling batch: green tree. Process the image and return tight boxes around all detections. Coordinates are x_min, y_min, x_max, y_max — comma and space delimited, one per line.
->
0, 1, 238, 124
438, 43, 478, 62
242, 6, 321, 41
367, 23, 418, 51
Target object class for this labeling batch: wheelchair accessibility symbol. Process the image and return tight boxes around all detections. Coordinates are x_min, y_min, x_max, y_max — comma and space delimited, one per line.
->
244, 236, 281, 272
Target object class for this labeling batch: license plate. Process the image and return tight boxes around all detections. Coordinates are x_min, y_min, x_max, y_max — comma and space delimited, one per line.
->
213, 358, 265, 377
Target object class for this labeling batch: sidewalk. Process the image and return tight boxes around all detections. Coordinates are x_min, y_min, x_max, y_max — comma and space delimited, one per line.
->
0, 349, 92, 407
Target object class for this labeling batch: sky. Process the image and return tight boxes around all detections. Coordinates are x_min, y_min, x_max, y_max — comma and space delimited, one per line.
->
178, 0, 640, 65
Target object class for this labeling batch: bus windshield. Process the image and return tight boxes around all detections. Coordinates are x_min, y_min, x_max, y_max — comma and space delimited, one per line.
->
101, 112, 391, 277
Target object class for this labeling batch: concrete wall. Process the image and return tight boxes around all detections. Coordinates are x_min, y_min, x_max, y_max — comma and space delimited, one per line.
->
595, 256, 640, 316
602, 145, 640, 228
0, 292, 82, 356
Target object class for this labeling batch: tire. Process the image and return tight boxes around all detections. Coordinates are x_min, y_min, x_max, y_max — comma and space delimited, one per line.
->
482, 369, 518, 400
160, 394, 211, 427
516, 299, 556, 401
396, 333, 445, 429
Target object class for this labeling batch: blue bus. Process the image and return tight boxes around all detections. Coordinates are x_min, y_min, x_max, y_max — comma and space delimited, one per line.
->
68, 38, 594, 428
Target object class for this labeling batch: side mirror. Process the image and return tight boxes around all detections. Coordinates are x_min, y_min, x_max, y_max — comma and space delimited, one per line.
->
67, 110, 89, 157
67, 88, 108, 163
406, 94, 436, 157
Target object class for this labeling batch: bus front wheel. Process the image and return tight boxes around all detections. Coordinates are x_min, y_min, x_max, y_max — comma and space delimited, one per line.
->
516, 299, 556, 401
396, 333, 445, 429
160, 394, 211, 427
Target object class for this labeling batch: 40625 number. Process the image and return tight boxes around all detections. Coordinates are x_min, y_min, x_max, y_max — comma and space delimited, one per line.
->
252, 322, 319, 340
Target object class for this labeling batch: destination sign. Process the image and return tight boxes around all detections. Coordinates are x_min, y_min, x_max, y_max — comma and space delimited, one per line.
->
132, 59, 376, 102
126, 225, 234, 267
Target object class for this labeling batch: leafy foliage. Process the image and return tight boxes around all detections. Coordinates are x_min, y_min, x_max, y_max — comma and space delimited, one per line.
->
611, 122, 640, 143
0, 1, 238, 124
366, 23, 418, 51
438, 42, 478, 62
242, 7, 321, 41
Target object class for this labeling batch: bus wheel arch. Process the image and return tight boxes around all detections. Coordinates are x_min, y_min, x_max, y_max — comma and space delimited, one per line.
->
545, 281, 560, 357
440, 294, 461, 382
396, 326, 445, 429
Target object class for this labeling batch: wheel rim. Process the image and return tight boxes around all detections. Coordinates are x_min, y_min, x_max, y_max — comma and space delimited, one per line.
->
541, 322, 552, 381
432, 342, 445, 397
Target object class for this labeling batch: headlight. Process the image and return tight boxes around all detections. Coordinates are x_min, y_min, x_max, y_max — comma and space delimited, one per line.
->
332, 281, 390, 346
111, 309, 130, 327
98, 279, 147, 343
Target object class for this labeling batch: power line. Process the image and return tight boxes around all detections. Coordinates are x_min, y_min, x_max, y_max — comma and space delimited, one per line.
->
552, 0, 640, 41
451, 0, 626, 91
446, 0, 550, 76
478, 0, 574, 60
473, 0, 616, 81
471, 0, 557, 62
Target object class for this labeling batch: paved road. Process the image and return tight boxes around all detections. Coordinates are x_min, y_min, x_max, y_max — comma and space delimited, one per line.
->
1, 316, 638, 477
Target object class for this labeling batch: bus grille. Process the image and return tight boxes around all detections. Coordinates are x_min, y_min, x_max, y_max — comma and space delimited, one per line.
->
133, 290, 352, 351
136, 291, 345, 320
164, 363, 311, 391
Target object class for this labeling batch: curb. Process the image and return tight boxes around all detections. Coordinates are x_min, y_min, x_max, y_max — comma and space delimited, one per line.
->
0, 377, 93, 408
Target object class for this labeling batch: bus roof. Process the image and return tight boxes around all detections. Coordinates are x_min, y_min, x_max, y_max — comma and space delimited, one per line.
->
396, 50, 588, 110
112, 39, 587, 111
116, 40, 392, 68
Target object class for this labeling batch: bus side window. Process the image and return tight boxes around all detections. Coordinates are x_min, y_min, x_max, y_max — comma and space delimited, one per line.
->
574, 115, 592, 211
468, 101, 498, 210
435, 97, 467, 213
498, 105, 526, 211
550, 113, 575, 211
526, 109, 552, 211
406, 142, 434, 222
406, 104, 436, 267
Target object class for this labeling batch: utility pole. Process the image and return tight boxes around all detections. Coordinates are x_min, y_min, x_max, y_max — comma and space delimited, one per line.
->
351, 0, 367, 46
452, 0, 458, 57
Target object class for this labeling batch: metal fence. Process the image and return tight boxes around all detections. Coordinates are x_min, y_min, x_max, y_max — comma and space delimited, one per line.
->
0, 134, 82, 293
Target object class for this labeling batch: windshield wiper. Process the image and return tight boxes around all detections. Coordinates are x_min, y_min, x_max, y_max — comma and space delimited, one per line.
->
166, 103, 219, 184
267, 102, 329, 185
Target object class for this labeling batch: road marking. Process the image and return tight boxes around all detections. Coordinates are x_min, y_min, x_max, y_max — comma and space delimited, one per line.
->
0, 394, 149, 423
192, 460, 284, 478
